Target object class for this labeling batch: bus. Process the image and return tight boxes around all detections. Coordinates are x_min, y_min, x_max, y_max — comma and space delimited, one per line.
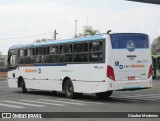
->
152, 55, 160, 79
7, 33, 152, 99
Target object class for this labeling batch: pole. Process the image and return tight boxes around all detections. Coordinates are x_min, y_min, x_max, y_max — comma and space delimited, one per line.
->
53, 30, 58, 40
74, 20, 78, 38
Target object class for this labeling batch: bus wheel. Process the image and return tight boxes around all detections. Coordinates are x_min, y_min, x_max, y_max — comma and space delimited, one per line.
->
21, 79, 27, 93
64, 79, 82, 99
52, 91, 57, 95
153, 76, 155, 79
96, 91, 113, 99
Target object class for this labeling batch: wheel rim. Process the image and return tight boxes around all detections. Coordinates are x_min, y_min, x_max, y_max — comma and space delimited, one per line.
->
66, 83, 73, 96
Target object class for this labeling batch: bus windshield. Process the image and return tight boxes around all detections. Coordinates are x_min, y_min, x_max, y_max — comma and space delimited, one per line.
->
110, 33, 149, 49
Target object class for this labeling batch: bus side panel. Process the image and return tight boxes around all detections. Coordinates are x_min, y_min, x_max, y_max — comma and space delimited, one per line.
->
8, 78, 18, 88
73, 63, 107, 93
20, 66, 62, 91
73, 81, 107, 93
25, 79, 62, 91
17, 64, 89, 91
8, 69, 18, 88
88, 64, 106, 81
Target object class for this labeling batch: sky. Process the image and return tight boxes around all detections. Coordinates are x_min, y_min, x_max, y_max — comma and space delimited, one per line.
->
0, 0, 160, 54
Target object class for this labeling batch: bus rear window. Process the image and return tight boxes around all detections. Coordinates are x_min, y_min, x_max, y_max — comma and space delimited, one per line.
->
110, 34, 149, 49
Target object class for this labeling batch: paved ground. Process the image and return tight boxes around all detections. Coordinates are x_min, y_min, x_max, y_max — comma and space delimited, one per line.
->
0, 79, 160, 121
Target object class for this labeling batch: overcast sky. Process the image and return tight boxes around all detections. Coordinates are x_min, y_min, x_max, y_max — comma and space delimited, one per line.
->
0, 0, 160, 54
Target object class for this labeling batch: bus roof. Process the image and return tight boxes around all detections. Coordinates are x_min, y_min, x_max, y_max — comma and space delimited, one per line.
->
34, 34, 105, 47
9, 33, 148, 49
9, 34, 105, 49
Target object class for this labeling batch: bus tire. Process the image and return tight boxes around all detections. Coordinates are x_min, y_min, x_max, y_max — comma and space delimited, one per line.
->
52, 91, 57, 95
64, 79, 82, 99
21, 79, 27, 93
96, 91, 113, 99
153, 76, 155, 79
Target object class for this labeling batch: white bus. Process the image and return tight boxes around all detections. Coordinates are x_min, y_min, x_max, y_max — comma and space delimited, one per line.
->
7, 33, 152, 99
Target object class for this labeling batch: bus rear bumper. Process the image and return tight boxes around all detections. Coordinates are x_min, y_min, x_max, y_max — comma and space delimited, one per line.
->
73, 78, 152, 93
108, 78, 152, 91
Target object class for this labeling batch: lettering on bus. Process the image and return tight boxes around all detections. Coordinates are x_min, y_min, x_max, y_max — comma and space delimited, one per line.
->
124, 64, 145, 69
115, 61, 145, 69
132, 64, 144, 68
25, 68, 41, 74
61, 70, 73, 72
94, 66, 104, 69
137, 60, 148, 63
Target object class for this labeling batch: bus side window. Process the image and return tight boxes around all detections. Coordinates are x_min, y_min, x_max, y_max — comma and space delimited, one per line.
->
25, 48, 35, 64
73, 43, 88, 62
60, 46, 64, 54
36, 47, 46, 63
18, 49, 25, 64
59, 45, 72, 63
9, 55, 16, 67
47, 46, 58, 63
74, 43, 88, 53
89, 41, 102, 52
89, 41, 103, 62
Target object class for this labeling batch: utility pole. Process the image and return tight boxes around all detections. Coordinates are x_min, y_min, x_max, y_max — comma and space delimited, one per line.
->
53, 30, 58, 40
87, 16, 88, 27
74, 20, 78, 38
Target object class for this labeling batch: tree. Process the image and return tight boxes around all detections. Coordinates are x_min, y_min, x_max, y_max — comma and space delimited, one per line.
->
151, 36, 160, 55
78, 26, 99, 37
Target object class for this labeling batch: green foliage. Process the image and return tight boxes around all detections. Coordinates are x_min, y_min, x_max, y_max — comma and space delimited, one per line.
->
151, 49, 157, 55
151, 36, 160, 55
83, 28, 98, 36
78, 26, 99, 37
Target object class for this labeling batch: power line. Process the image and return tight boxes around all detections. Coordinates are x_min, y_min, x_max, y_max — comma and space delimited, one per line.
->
0, 31, 54, 40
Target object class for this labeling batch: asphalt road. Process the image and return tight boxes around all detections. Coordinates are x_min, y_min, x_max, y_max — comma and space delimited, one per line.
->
0, 79, 160, 121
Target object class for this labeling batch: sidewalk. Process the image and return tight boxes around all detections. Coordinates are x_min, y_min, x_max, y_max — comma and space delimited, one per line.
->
0, 80, 8, 86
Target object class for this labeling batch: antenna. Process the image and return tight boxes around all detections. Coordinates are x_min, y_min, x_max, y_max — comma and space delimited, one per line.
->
74, 20, 78, 38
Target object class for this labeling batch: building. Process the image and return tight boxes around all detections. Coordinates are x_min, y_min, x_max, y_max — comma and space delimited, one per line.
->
0, 53, 7, 67
0, 53, 7, 80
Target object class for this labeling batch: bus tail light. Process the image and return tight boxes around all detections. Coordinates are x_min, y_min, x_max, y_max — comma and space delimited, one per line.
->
148, 64, 152, 78
107, 65, 115, 81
